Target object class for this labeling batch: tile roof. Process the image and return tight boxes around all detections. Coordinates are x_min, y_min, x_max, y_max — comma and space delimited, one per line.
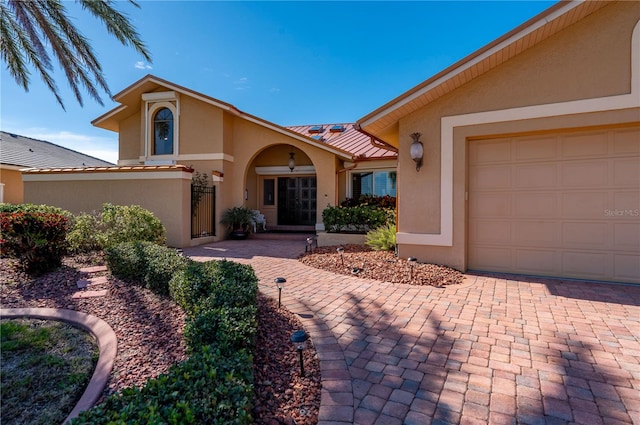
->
0, 131, 114, 169
286, 123, 397, 160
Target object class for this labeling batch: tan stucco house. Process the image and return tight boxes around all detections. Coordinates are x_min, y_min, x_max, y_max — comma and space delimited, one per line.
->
357, 1, 640, 284
20, 1, 639, 284
22, 75, 397, 248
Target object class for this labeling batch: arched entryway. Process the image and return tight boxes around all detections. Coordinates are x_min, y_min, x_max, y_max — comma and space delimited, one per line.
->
247, 144, 317, 231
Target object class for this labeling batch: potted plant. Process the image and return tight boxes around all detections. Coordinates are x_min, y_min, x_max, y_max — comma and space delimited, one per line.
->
220, 206, 256, 240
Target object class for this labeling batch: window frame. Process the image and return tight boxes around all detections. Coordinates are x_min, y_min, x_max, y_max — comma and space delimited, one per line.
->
348, 168, 397, 199
143, 92, 179, 163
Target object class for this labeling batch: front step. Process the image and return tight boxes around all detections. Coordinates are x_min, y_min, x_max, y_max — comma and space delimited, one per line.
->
249, 232, 316, 241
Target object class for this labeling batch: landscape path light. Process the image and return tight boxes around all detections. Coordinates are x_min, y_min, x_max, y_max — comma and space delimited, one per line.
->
337, 246, 345, 267
274, 277, 286, 309
408, 257, 417, 279
290, 330, 309, 377
306, 237, 315, 253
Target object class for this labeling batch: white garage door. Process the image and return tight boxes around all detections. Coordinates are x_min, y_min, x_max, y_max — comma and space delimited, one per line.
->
468, 127, 640, 283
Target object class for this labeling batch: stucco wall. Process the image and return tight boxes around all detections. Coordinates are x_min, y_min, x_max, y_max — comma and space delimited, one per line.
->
394, 3, 640, 270
0, 168, 24, 204
23, 171, 192, 248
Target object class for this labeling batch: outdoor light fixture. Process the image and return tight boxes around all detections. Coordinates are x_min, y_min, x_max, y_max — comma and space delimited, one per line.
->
408, 257, 417, 279
306, 237, 315, 253
336, 246, 345, 267
290, 330, 309, 376
288, 149, 296, 172
274, 277, 286, 309
410, 133, 424, 171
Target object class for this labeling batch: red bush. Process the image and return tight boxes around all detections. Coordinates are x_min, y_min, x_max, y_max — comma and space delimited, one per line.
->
0, 212, 69, 275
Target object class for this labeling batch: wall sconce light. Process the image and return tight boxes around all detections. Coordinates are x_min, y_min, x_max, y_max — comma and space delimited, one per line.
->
288, 149, 296, 172
410, 133, 424, 171
274, 277, 286, 309
290, 330, 309, 376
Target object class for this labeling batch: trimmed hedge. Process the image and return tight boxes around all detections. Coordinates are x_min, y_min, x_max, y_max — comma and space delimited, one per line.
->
322, 204, 395, 233
72, 345, 253, 424
0, 211, 69, 275
169, 260, 258, 315
105, 241, 188, 296
80, 248, 258, 424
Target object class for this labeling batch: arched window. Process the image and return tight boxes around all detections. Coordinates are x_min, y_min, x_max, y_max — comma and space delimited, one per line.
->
153, 107, 174, 155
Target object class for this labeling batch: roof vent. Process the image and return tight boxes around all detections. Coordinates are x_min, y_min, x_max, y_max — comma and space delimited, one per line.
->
309, 125, 324, 134
329, 125, 345, 133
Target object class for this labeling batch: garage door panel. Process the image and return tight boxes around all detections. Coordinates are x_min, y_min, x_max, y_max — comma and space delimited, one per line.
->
514, 193, 558, 217
470, 139, 511, 163
561, 222, 609, 248
613, 158, 640, 186
515, 164, 558, 188
515, 249, 559, 274
470, 165, 511, 190
471, 220, 511, 244
561, 160, 608, 187
613, 129, 640, 154
468, 127, 640, 283
469, 246, 513, 271
562, 131, 608, 158
562, 251, 610, 279
513, 221, 558, 246
515, 137, 557, 161
614, 255, 640, 281
613, 191, 640, 211
562, 192, 608, 219
613, 223, 640, 250
471, 193, 512, 217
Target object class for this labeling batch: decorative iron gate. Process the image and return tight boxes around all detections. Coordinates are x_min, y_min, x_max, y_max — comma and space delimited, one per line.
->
191, 185, 215, 238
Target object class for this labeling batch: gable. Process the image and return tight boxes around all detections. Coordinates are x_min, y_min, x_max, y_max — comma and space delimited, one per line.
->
358, 1, 638, 145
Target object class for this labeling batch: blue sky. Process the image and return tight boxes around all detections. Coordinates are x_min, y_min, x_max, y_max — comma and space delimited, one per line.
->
1, 1, 555, 164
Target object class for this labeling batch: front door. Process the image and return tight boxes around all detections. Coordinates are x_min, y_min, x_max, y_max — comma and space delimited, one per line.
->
277, 177, 317, 226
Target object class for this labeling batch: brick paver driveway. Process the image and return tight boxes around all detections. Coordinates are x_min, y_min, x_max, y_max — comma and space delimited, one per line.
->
184, 239, 640, 425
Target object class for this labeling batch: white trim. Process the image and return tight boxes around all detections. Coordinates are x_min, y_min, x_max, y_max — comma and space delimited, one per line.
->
255, 165, 316, 175
360, 1, 584, 128
143, 159, 176, 166
23, 170, 193, 182
0, 164, 31, 171
400, 19, 640, 247
142, 91, 176, 101
178, 153, 234, 162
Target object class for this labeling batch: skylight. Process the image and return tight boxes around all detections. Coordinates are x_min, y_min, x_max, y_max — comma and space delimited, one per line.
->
309, 126, 324, 133
330, 125, 345, 132
311, 135, 325, 141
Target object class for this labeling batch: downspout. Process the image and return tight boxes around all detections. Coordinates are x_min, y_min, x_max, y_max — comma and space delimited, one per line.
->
353, 123, 398, 153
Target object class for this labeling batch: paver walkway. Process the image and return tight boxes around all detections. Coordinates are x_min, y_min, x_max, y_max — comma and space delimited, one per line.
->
184, 239, 640, 425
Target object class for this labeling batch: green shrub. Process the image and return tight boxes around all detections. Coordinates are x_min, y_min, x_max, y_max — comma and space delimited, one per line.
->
0, 212, 69, 275
105, 241, 188, 295
365, 223, 397, 251
99, 203, 166, 247
66, 212, 102, 253
184, 304, 257, 352
0, 203, 73, 219
71, 345, 254, 425
169, 260, 257, 315
322, 204, 395, 233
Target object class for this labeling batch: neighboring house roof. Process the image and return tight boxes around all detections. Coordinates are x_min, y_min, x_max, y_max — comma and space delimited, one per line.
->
0, 131, 114, 169
287, 123, 397, 160
356, 0, 613, 143
92, 74, 357, 161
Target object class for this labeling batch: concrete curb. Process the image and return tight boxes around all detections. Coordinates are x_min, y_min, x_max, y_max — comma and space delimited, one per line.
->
0, 308, 117, 424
